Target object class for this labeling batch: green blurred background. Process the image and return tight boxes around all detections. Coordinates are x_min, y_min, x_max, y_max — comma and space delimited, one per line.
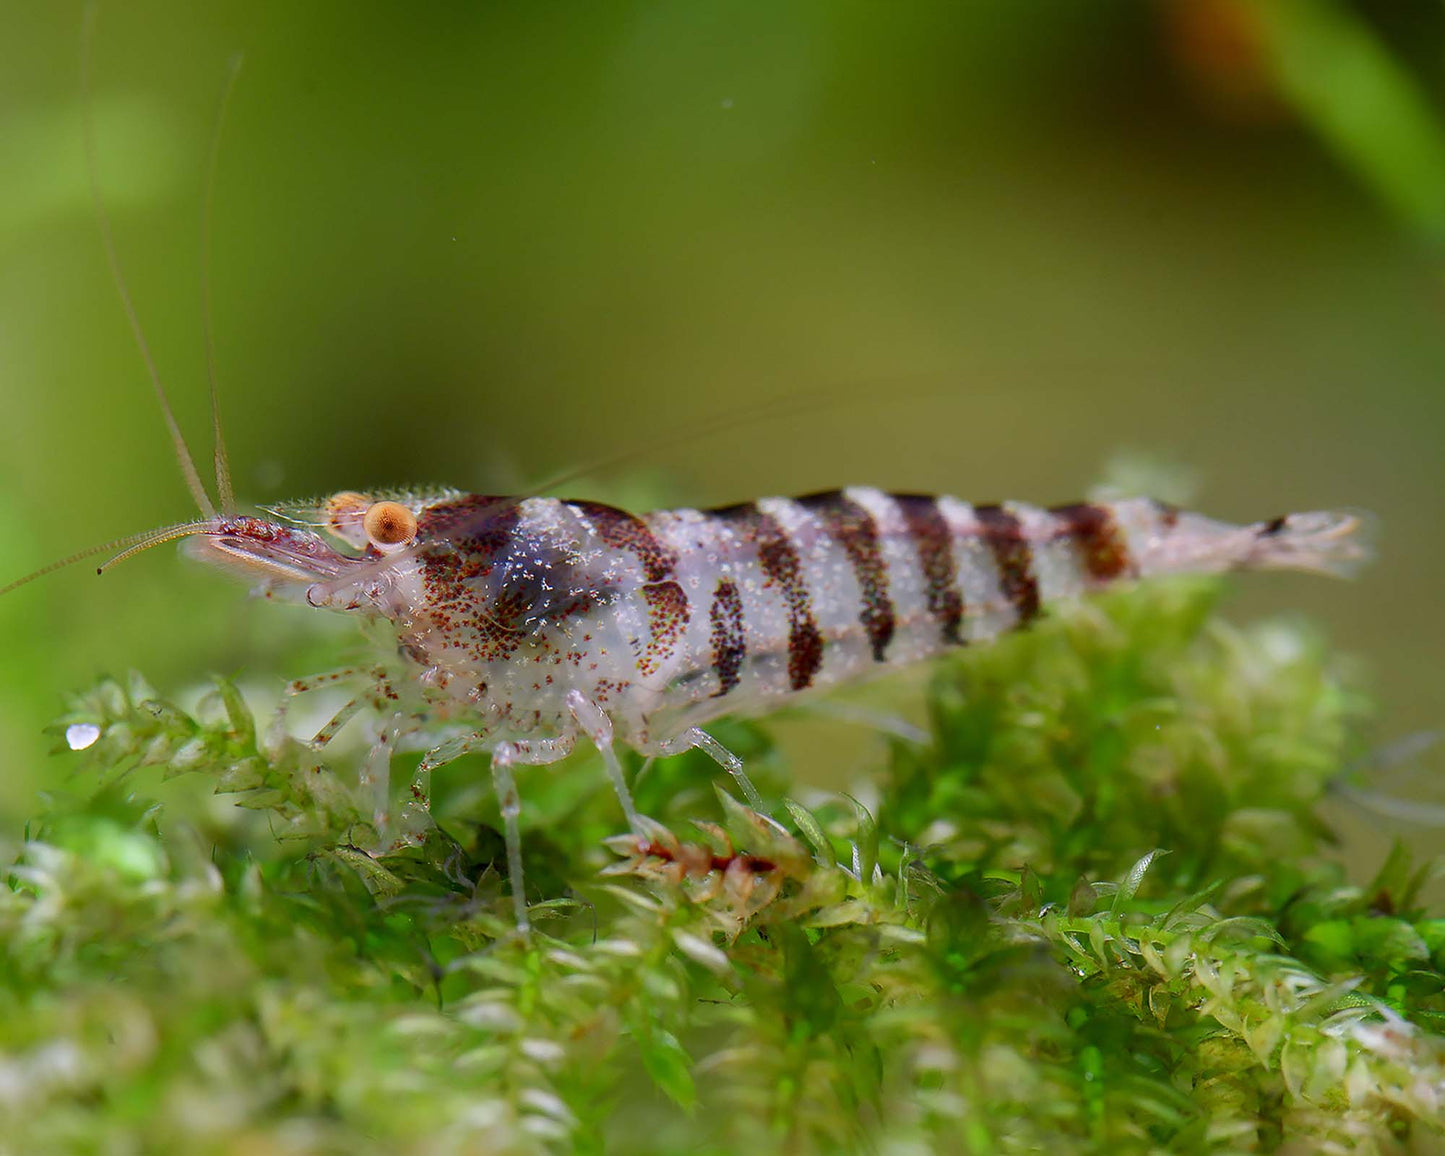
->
2, 1, 1443, 869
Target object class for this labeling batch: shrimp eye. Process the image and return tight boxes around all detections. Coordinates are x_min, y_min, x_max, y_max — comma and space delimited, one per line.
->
363, 501, 418, 551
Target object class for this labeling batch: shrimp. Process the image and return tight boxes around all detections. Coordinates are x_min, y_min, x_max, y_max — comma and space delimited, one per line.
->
153, 486, 1371, 932
8, 16, 1374, 934
1, 457, 1374, 935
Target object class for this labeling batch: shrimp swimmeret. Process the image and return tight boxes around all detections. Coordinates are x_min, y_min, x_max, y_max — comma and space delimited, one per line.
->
10, 478, 1371, 932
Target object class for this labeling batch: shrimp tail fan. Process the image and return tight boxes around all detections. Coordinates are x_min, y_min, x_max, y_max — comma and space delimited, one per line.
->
1244, 509, 1377, 579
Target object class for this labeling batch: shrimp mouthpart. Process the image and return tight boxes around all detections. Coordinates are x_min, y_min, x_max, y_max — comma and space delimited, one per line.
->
184, 516, 361, 587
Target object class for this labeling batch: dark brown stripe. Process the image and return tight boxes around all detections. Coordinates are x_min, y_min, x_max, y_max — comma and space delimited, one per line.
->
639, 581, 690, 677
416, 498, 528, 663
416, 494, 519, 545
712, 502, 823, 691
974, 504, 1041, 625
1261, 515, 1288, 536
894, 494, 965, 645
708, 578, 745, 697
797, 491, 894, 661
570, 500, 677, 583
1048, 502, 1134, 583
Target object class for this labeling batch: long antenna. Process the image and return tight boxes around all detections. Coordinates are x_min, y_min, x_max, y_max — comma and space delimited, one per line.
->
202, 51, 244, 515
347, 374, 955, 575
518, 374, 949, 500
96, 521, 218, 574
81, 2, 215, 519
0, 521, 215, 598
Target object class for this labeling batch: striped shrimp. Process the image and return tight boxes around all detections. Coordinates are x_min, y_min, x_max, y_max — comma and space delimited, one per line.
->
171, 485, 1365, 930
0, 468, 1373, 933
14, 24, 1373, 933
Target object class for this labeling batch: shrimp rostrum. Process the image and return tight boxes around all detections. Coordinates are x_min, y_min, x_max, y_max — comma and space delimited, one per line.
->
150, 483, 1363, 931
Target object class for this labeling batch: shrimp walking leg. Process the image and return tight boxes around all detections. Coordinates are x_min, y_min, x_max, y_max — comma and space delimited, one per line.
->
310, 695, 368, 749
267, 665, 396, 753
361, 713, 405, 835
418, 731, 491, 773
491, 732, 579, 934
803, 700, 931, 745
393, 726, 508, 844
566, 689, 640, 830
265, 665, 374, 754
652, 728, 763, 810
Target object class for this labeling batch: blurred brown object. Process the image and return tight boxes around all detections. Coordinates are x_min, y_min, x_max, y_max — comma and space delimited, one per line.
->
1159, 0, 1288, 123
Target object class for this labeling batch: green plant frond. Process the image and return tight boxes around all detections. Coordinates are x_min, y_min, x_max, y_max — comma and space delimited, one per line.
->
2, 578, 1440, 1152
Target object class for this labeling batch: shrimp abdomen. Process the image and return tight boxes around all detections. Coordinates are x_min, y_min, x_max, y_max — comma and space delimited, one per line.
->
641, 491, 1372, 726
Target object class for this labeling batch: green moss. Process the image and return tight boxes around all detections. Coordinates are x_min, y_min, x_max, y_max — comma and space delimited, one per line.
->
2, 579, 1441, 1153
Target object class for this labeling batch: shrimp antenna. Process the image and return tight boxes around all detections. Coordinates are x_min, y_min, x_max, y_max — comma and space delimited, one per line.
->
0, 521, 215, 598
522, 376, 945, 500
408, 377, 953, 554
96, 521, 219, 574
202, 51, 244, 515
82, 2, 216, 519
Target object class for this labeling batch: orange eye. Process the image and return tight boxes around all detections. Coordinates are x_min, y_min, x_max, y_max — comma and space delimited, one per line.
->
363, 501, 418, 550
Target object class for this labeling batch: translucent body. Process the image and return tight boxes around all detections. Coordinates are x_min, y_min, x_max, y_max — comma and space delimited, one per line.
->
179, 487, 1369, 932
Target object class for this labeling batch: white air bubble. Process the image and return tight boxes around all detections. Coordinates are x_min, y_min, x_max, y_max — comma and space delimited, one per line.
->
65, 723, 101, 751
